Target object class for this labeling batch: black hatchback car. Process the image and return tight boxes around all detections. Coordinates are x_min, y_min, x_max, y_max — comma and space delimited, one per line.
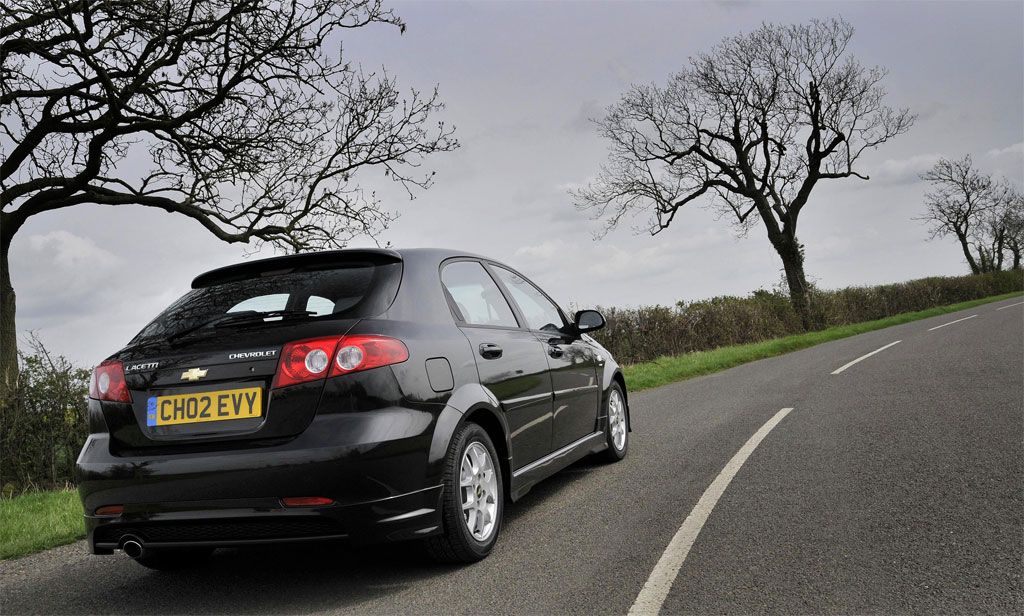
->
77, 248, 629, 568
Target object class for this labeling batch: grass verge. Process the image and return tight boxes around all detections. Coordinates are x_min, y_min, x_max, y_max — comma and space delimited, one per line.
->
0, 489, 84, 560
623, 292, 1022, 392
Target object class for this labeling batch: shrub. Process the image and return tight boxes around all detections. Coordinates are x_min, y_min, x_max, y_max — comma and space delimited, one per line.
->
591, 270, 1023, 364
0, 335, 90, 495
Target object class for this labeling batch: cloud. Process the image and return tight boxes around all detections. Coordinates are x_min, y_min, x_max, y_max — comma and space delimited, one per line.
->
27, 230, 118, 269
513, 227, 731, 290
713, 0, 757, 13
606, 58, 639, 87
868, 153, 942, 185
914, 101, 949, 122
514, 240, 564, 262
511, 238, 683, 306
565, 99, 602, 134
987, 142, 1024, 157
810, 228, 882, 261
14, 231, 122, 327
555, 178, 594, 194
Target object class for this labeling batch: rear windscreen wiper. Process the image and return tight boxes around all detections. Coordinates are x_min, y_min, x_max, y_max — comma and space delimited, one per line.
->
166, 309, 317, 343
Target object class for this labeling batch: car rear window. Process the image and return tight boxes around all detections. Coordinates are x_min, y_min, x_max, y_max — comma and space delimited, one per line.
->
132, 261, 402, 343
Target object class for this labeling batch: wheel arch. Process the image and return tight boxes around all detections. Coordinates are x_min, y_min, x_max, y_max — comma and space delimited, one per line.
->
427, 383, 512, 498
611, 369, 631, 432
460, 406, 512, 500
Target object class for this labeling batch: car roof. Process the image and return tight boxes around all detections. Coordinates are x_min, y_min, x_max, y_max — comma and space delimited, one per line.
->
394, 247, 490, 263
191, 247, 492, 288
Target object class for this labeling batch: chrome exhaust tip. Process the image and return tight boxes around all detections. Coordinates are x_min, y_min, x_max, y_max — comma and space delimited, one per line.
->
121, 537, 144, 559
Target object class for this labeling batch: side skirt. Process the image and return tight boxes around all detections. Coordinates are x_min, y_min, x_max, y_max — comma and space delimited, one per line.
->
508, 431, 607, 501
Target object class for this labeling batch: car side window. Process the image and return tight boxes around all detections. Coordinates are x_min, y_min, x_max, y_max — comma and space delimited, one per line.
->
441, 261, 519, 328
491, 267, 565, 332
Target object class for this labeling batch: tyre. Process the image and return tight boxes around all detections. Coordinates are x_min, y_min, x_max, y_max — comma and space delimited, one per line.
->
598, 383, 628, 463
133, 547, 214, 571
425, 422, 503, 563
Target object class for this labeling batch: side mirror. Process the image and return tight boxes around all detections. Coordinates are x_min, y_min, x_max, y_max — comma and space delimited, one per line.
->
574, 309, 605, 333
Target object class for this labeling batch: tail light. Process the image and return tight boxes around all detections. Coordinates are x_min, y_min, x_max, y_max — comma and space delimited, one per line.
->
89, 360, 131, 403
330, 335, 409, 376
95, 505, 124, 516
272, 335, 408, 389
273, 336, 339, 388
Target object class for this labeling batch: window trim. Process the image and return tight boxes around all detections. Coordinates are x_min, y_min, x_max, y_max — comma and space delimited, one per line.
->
482, 261, 570, 334
439, 258, 524, 331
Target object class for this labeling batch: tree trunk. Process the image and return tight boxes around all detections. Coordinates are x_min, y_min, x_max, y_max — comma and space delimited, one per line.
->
773, 236, 812, 330
957, 233, 981, 274
1, 234, 16, 401
979, 250, 991, 274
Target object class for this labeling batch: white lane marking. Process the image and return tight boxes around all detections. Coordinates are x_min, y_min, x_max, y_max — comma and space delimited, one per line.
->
927, 314, 978, 331
996, 301, 1024, 310
627, 407, 794, 616
830, 340, 902, 375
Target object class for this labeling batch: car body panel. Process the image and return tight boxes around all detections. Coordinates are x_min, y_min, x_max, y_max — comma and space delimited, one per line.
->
543, 332, 602, 450
456, 325, 554, 469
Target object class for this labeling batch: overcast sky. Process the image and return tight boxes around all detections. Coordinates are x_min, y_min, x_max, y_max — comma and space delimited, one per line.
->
8, 0, 1024, 366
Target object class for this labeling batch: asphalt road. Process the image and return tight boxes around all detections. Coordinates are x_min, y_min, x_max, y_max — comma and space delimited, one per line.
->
2, 297, 1022, 615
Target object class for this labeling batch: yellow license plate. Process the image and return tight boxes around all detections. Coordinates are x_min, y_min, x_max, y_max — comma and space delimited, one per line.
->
146, 387, 263, 427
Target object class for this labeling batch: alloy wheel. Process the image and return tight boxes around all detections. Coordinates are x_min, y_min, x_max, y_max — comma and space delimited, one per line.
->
460, 441, 498, 541
608, 388, 627, 451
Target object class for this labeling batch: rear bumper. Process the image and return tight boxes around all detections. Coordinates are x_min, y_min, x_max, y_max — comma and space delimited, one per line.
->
76, 409, 446, 553
84, 485, 443, 554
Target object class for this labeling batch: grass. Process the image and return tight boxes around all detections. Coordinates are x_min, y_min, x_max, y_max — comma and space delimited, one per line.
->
0, 489, 84, 560
623, 291, 1023, 392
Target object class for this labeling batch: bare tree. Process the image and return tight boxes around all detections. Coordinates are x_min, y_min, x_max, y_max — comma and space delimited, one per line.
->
994, 184, 1024, 271
977, 186, 1010, 273
918, 156, 1005, 274
573, 18, 913, 329
0, 0, 458, 394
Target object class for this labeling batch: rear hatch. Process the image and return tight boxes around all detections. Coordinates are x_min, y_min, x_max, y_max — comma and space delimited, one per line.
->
101, 251, 402, 454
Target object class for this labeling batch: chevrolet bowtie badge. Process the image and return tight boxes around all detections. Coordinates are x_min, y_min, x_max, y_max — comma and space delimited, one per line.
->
180, 367, 208, 382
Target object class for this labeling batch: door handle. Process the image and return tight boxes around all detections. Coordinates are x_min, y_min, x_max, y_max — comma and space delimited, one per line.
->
479, 343, 503, 359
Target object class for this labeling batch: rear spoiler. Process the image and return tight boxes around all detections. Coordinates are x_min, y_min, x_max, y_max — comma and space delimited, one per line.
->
192, 249, 403, 288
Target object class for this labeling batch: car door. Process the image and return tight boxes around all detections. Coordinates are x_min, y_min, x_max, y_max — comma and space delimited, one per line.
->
440, 260, 554, 468
488, 265, 601, 451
